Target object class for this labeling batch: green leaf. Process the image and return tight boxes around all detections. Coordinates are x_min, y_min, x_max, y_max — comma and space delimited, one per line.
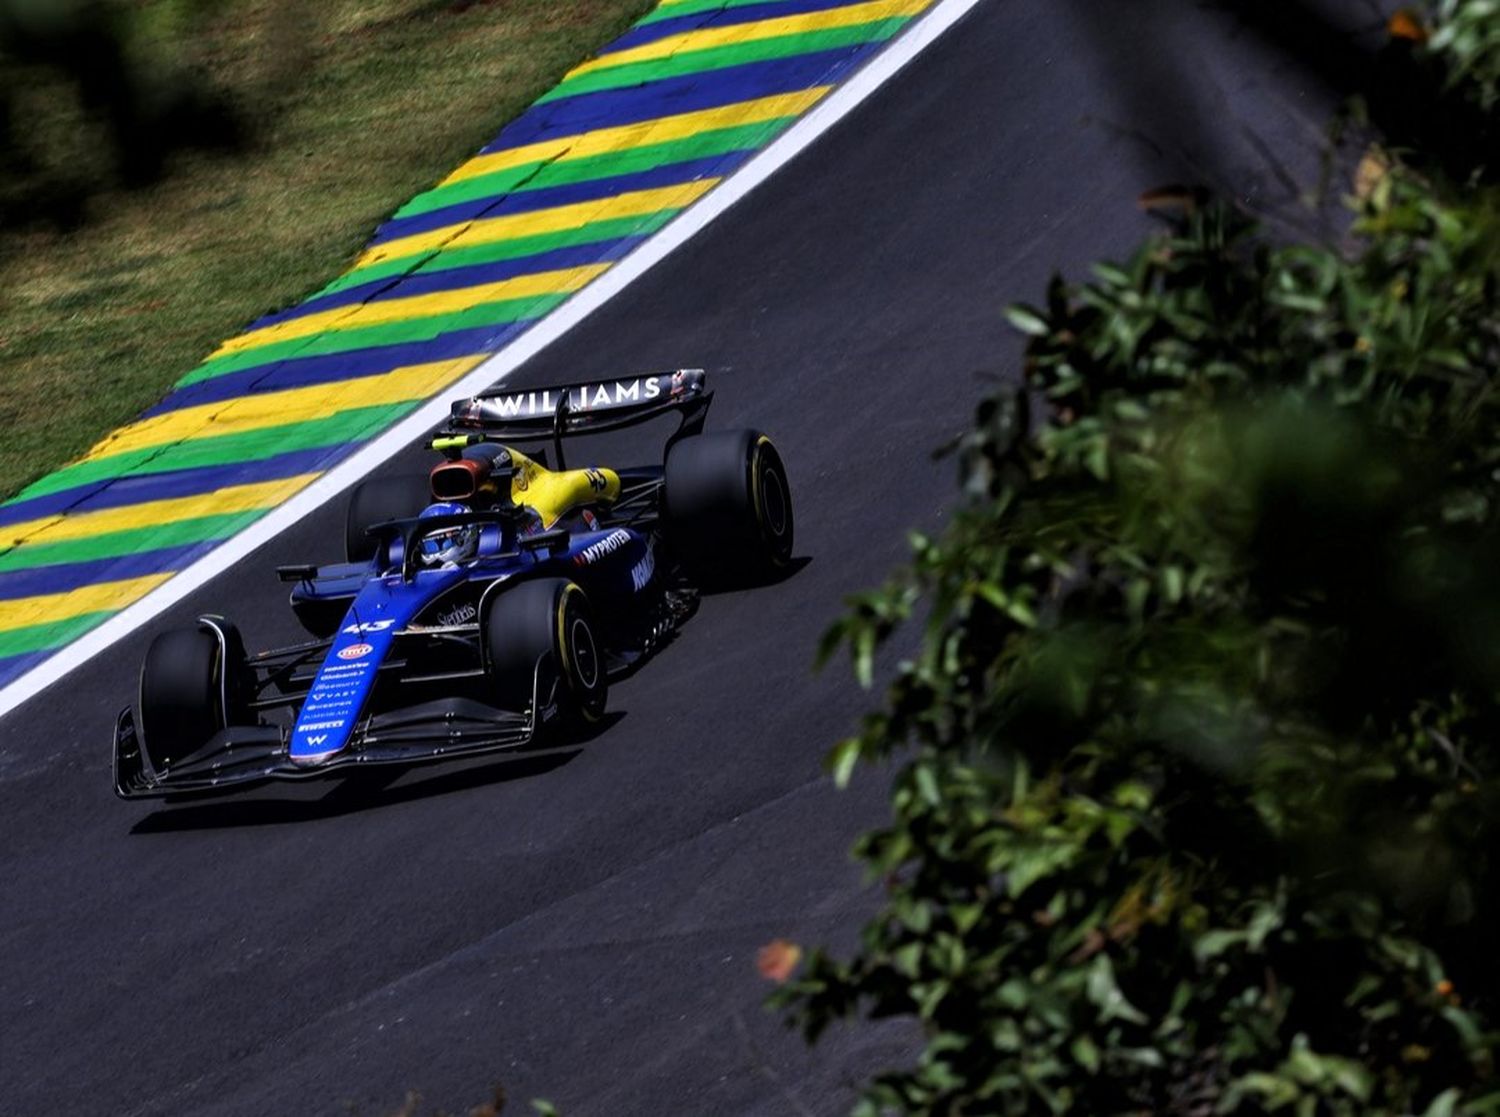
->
897, 896, 932, 934
1071, 1034, 1101, 1074
1229, 1071, 1303, 1109
893, 942, 924, 978
1422, 1089, 1460, 1117
1085, 439, 1110, 481
1193, 928, 1246, 961
1161, 564, 1184, 604
914, 764, 941, 807
1005, 304, 1052, 336
1086, 956, 1148, 1025
853, 628, 876, 689
1005, 598, 1038, 627
828, 737, 862, 789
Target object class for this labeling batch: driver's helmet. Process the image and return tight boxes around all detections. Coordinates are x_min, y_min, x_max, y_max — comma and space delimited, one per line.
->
417, 502, 480, 567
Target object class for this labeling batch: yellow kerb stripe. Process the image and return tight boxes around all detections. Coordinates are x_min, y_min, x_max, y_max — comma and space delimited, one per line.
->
358, 180, 719, 269
570, 0, 928, 77
443, 88, 829, 186
4, 475, 321, 549
83, 355, 487, 466
0, 573, 175, 633
214, 263, 610, 360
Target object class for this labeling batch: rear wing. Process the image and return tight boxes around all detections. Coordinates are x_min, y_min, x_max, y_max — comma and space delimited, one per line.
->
435, 368, 712, 468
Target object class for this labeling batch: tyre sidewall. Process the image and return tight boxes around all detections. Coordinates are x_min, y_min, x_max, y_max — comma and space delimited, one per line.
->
665, 429, 794, 584
138, 626, 226, 770
748, 435, 794, 569
555, 583, 606, 724
485, 578, 606, 729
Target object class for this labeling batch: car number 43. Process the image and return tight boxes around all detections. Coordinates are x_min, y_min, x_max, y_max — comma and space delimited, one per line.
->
342, 619, 396, 635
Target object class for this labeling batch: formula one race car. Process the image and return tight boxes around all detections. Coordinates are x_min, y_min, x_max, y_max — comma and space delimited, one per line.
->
113, 369, 793, 798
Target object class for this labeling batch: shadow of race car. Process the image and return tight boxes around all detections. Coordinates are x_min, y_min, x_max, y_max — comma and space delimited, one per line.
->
113, 369, 793, 798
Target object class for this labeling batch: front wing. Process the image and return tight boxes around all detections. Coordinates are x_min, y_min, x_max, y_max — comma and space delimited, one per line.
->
114, 693, 547, 799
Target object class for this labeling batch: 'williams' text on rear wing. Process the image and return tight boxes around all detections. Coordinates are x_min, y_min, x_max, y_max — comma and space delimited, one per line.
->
436, 368, 712, 468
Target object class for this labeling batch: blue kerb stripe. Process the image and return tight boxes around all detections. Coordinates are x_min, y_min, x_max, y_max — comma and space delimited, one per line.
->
166, 59, 884, 405
0, 543, 207, 600
194, 56, 886, 356
145, 321, 535, 417
247, 235, 649, 331
482, 48, 871, 152
0, 445, 354, 531
367, 151, 743, 247
609, 0, 874, 52
150, 226, 661, 416
0, 650, 51, 689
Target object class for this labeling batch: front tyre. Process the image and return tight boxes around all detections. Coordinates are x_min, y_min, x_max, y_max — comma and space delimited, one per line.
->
485, 578, 607, 732
664, 429, 794, 585
137, 621, 248, 771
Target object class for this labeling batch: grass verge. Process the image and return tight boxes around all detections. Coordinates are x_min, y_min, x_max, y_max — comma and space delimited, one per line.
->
0, 0, 655, 503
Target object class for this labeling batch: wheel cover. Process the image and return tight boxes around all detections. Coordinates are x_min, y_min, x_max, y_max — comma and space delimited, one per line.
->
759, 463, 789, 538
751, 437, 792, 562
569, 615, 601, 691
555, 584, 604, 720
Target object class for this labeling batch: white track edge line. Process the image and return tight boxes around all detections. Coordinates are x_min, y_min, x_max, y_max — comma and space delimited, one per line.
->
0, 0, 983, 722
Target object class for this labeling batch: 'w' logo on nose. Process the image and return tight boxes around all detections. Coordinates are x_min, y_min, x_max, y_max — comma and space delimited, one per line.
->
305, 734, 327, 746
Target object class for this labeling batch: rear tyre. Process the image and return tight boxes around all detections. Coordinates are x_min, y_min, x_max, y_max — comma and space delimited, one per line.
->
138, 624, 246, 771
664, 429, 793, 585
485, 578, 607, 731
345, 473, 432, 562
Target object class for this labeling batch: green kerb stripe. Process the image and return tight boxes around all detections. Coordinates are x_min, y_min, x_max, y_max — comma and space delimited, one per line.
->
394, 164, 556, 221
540, 19, 908, 102
178, 290, 571, 387
8, 404, 414, 505
0, 610, 119, 659
638, 0, 785, 25
398, 120, 793, 220
0, 511, 265, 574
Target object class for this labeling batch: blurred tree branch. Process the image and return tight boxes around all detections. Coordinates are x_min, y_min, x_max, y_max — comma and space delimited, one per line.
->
0, 0, 247, 231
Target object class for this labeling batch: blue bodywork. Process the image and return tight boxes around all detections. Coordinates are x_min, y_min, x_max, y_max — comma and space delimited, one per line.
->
113, 369, 724, 801
286, 523, 653, 763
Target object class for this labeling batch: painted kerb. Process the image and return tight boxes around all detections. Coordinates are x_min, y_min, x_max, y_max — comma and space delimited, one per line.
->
0, 0, 980, 715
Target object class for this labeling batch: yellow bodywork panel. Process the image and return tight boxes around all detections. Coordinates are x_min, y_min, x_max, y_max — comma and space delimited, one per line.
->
508, 449, 620, 528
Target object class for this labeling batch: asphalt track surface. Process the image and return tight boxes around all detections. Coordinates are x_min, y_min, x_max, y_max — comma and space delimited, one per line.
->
1, 3, 1370, 1114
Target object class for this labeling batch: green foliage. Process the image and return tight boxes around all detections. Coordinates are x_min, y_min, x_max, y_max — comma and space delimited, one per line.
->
0, 0, 247, 213
1426, 0, 1500, 111
779, 6, 1500, 1114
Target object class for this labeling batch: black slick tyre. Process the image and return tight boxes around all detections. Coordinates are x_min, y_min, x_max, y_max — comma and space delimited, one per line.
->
664, 429, 793, 585
138, 626, 228, 771
345, 473, 432, 562
485, 578, 607, 731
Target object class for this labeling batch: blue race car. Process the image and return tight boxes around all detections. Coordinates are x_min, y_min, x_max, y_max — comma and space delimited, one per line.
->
113, 369, 794, 798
